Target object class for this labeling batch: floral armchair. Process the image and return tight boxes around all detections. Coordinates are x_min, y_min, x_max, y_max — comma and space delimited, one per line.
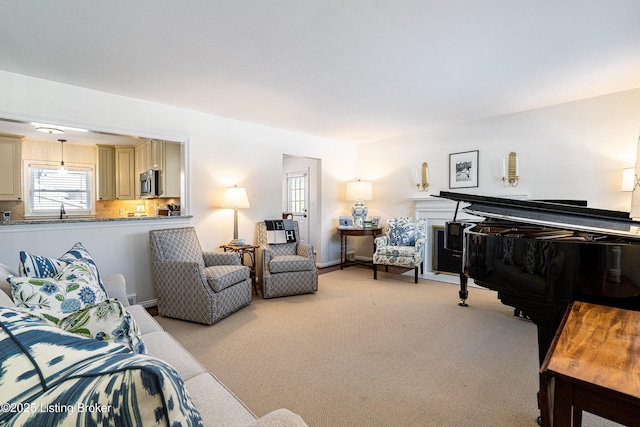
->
373, 217, 427, 283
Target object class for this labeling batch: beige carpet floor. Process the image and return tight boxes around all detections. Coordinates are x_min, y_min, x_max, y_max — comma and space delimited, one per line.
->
155, 267, 621, 426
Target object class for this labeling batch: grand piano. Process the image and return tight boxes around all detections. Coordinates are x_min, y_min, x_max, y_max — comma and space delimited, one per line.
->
439, 191, 640, 364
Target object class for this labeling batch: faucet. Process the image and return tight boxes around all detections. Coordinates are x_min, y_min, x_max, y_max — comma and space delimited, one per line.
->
60, 204, 66, 219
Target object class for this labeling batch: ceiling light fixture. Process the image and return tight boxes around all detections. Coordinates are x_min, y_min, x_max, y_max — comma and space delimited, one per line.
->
36, 125, 65, 135
58, 139, 68, 175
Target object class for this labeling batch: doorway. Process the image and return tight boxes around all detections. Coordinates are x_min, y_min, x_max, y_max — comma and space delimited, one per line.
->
282, 155, 320, 255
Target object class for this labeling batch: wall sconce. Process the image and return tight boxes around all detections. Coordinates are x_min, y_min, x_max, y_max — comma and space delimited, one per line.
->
415, 162, 429, 192
622, 167, 638, 192
501, 152, 519, 187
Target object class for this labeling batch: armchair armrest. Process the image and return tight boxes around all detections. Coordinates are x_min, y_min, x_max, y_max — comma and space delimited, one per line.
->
296, 243, 315, 260
374, 236, 389, 247
259, 245, 273, 265
154, 259, 209, 289
203, 251, 241, 266
102, 273, 129, 306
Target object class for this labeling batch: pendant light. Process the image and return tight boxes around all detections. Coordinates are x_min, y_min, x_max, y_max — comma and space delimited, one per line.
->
58, 139, 68, 175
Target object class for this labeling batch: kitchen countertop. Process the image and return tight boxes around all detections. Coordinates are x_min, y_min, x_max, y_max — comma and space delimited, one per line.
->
0, 215, 192, 226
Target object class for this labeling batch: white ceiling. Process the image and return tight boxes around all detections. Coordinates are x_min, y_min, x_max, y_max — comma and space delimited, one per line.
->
1, 0, 640, 143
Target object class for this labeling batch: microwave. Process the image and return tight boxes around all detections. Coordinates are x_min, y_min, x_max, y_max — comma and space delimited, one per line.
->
140, 170, 159, 198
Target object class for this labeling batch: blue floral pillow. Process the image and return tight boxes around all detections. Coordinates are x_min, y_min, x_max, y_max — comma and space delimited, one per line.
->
389, 224, 417, 246
20, 299, 146, 354
9, 260, 107, 313
57, 299, 146, 354
19, 242, 107, 294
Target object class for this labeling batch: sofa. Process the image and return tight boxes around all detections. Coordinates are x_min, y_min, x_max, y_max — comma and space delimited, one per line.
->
0, 261, 307, 426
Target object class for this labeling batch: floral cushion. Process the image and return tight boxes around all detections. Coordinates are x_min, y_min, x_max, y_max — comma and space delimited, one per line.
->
389, 223, 417, 246
0, 307, 202, 426
9, 259, 107, 313
58, 299, 146, 354
19, 242, 107, 293
24, 299, 146, 354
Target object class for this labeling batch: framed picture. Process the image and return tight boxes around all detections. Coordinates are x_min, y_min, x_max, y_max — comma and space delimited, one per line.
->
370, 216, 381, 227
338, 216, 354, 228
449, 150, 479, 189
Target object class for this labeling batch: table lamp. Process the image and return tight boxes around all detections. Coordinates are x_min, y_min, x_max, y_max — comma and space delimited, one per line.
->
222, 185, 250, 245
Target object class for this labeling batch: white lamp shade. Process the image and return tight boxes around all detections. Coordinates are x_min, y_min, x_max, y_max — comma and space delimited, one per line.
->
222, 186, 250, 208
346, 181, 372, 201
622, 168, 635, 192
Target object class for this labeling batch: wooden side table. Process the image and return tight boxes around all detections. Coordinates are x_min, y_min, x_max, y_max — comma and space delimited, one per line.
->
539, 301, 640, 426
220, 244, 259, 294
337, 227, 384, 270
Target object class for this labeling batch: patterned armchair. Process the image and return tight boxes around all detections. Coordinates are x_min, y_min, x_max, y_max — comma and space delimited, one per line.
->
149, 227, 252, 325
257, 221, 318, 298
373, 217, 427, 283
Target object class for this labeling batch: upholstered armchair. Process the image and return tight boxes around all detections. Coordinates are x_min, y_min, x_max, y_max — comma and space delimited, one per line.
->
257, 220, 318, 298
149, 227, 252, 325
373, 217, 427, 283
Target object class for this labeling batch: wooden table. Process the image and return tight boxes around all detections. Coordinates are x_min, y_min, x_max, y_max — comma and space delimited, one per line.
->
337, 227, 384, 270
539, 301, 640, 426
220, 244, 260, 294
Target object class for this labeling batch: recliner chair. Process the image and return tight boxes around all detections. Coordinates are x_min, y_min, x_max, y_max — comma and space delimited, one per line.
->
149, 227, 251, 324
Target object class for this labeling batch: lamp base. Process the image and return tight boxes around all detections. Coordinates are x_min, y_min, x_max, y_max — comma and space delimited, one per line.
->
229, 238, 246, 246
352, 200, 368, 228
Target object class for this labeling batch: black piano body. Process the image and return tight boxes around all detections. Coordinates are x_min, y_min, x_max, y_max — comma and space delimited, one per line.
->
439, 191, 640, 364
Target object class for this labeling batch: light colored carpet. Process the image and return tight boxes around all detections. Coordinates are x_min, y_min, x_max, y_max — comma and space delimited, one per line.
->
156, 267, 620, 426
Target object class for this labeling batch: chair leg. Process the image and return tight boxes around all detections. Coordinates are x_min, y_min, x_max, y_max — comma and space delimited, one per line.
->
385, 265, 389, 272
420, 261, 424, 274
414, 267, 418, 284
373, 263, 378, 280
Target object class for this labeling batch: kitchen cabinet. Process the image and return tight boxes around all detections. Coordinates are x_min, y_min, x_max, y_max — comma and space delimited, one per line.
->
97, 145, 115, 200
135, 139, 181, 198
115, 146, 135, 200
0, 135, 23, 200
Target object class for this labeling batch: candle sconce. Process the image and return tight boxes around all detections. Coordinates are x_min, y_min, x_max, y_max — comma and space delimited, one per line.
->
416, 162, 429, 192
501, 152, 520, 187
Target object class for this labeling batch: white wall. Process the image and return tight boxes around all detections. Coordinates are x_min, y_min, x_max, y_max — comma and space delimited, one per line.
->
1, 69, 638, 300
0, 70, 356, 304
347, 88, 640, 258
358, 88, 640, 220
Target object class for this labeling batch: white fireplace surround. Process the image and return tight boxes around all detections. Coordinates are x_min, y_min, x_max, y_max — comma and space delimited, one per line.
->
412, 196, 479, 284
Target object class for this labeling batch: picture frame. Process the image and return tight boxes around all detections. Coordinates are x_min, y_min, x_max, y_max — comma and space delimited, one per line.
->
449, 150, 479, 189
370, 216, 381, 227
338, 216, 354, 228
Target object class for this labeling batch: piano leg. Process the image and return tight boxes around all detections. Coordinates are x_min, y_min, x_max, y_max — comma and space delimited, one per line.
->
453, 253, 469, 307
458, 273, 469, 307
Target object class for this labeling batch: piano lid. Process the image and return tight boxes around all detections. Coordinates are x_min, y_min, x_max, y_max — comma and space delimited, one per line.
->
438, 191, 640, 240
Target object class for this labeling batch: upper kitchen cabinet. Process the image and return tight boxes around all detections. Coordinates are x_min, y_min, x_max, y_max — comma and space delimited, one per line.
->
135, 139, 181, 198
0, 134, 23, 200
97, 145, 115, 200
115, 146, 136, 200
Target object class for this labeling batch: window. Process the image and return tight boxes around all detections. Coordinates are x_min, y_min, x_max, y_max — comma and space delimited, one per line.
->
26, 162, 95, 217
287, 171, 306, 214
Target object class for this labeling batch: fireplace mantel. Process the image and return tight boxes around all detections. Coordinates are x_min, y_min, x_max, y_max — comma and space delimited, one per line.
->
413, 196, 479, 283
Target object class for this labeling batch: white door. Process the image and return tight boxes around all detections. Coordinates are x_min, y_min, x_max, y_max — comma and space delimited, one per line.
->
286, 170, 309, 244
